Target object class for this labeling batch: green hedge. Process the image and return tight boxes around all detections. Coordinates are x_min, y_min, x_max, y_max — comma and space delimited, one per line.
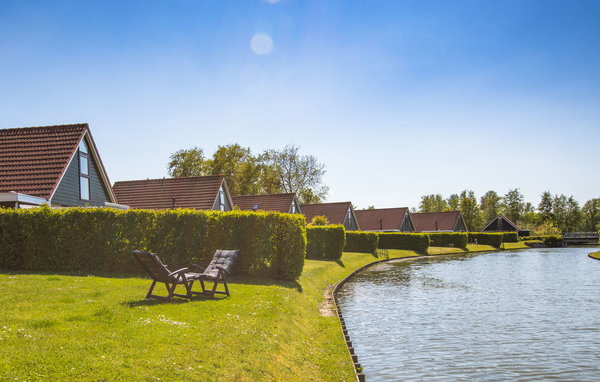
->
305, 225, 346, 261
502, 232, 519, 243
344, 231, 378, 254
468, 233, 504, 247
428, 233, 468, 248
0, 206, 306, 281
544, 235, 563, 247
377, 233, 429, 253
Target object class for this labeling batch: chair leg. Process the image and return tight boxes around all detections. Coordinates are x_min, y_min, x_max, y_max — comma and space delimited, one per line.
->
146, 280, 157, 299
223, 279, 230, 297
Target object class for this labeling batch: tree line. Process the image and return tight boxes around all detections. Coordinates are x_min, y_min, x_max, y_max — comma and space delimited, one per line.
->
416, 189, 600, 234
167, 144, 328, 204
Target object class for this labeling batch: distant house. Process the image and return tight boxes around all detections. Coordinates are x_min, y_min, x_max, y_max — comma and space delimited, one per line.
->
411, 211, 468, 232
113, 175, 233, 211
232, 193, 301, 214
354, 207, 415, 232
0, 123, 119, 208
482, 213, 529, 236
301, 201, 360, 230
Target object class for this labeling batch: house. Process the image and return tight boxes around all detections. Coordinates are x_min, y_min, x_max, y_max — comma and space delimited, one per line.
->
482, 213, 529, 236
411, 211, 468, 232
301, 201, 360, 230
0, 123, 119, 208
112, 175, 233, 211
231, 193, 301, 214
354, 207, 415, 232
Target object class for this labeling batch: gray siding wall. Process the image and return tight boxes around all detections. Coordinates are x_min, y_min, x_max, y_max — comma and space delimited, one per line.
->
344, 210, 358, 231
51, 151, 111, 207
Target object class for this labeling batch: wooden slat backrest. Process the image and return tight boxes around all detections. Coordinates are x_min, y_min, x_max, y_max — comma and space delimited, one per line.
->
132, 251, 172, 282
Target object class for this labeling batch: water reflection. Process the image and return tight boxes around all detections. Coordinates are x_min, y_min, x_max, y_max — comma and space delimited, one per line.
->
337, 247, 600, 381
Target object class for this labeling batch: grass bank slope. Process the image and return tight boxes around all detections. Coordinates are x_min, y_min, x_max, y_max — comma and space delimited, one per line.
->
0, 250, 419, 381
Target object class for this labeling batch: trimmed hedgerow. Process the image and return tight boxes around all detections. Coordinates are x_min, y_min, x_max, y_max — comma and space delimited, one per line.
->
0, 206, 306, 281
428, 232, 468, 248
502, 232, 519, 243
305, 225, 346, 261
377, 233, 429, 253
344, 231, 378, 254
468, 232, 504, 247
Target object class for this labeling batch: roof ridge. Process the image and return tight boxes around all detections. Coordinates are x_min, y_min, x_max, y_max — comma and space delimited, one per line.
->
114, 175, 224, 184
0, 123, 89, 134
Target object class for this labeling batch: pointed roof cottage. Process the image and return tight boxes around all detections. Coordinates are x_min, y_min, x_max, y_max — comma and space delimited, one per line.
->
354, 207, 415, 232
231, 193, 301, 214
301, 201, 360, 230
0, 123, 117, 208
113, 175, 233, 211
411, 211, 468, 232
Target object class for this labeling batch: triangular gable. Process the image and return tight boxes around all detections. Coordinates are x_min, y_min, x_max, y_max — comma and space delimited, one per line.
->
482, 213, 519, 232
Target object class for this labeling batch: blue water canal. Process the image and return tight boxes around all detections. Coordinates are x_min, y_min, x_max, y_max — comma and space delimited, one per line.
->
336, 247, 600, 381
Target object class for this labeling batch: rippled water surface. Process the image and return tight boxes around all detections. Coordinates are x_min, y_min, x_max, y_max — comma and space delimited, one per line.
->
336, 247, 600, 381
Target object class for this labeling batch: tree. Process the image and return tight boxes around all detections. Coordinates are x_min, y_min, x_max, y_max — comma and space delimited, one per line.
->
167, 147, 207, 177
447, 194, 460, 211
262, 145, 328, 204
538, 191, 553, 222
206, 144, 263, 196
310, 215, 329, 226
459, 190, 483, 231
552, 194, 568, 231
480, 190, 501, 225
520, 202, 538, 230
564, 196, 581, 232
581, 198, 600, 231
419, 194, 447, 212
502, 188, 525, 224
534, 220, 561, 236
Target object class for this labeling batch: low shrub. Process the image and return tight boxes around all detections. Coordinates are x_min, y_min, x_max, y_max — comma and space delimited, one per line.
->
428, 233, 468, 248
344, 232, 378, 254
0, 206, 306, 281
468, 233, 504, 247
377, 233, 429, 253
306, 225, 346, 261
544, 235, 563, 247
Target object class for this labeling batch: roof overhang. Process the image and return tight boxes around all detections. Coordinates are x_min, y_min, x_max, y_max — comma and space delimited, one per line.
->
0, 191, 47, 205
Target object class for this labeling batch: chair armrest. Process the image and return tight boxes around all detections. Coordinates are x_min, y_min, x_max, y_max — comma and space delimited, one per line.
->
215, 265, 230, 274
168, 267, 189, 277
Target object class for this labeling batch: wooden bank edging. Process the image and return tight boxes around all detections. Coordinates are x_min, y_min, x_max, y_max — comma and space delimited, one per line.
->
330, 247, 519, 382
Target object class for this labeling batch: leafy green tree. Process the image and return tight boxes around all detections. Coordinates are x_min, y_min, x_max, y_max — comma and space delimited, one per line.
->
480, 190, 501, 225
459, 190, 483, 231
502, 188, 525, 224
534, 220, 562, 236
206, 144, 263, 196
419, 194, 447, 212
262, 145, 328, 204
552, 194, 568, 231
167, 147, 207, 177
447, 194, 460, 211
538, 191, 553, 222
520, 202, 539, 230
581, 198, 600, 231
564, 196, 581, 232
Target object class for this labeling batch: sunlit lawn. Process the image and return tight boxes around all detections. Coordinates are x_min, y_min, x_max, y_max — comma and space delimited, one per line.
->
0, 250, 420, 381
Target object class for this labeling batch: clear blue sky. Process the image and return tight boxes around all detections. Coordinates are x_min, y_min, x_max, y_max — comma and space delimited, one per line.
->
1, 0, 599, 209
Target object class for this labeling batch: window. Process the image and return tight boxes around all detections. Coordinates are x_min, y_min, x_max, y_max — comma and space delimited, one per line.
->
79, 140, 90, 201
218, 187, 226, 211
290, 202, 296, 214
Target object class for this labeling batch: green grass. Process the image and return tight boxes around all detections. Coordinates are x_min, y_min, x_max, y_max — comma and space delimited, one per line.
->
0, 250, 420, 381
425, 243, 528, 255
590, 250, 600, 260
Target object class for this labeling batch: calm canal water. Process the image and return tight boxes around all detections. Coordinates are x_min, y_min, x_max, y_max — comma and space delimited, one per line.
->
336, 247, 600, 381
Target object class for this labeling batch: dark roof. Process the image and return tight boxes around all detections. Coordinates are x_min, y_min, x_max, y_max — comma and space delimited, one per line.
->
354, 207, 410, 231
411, 211, 464, 232
301, 202, 352, 225
113, 176, 226, 210
482, 213, 519, 232
0, 123, 113, 200
232, 193, 298, 213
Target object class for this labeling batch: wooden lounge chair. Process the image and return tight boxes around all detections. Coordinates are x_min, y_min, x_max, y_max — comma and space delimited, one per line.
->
131, 250, 201, 301
189, 249, 239, 297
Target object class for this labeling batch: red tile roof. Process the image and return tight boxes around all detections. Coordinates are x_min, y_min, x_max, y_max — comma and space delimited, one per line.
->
113, 176, 226, 210
232, 193, 298, 213
301, 202, 352, 225
0, 124, 88, 199
411, 211, 464, 232
355, 207, 410, 231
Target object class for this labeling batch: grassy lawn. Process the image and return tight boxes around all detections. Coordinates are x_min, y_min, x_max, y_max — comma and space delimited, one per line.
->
0, 250, 420, 381
590, 250, 600, 260
425, 243, 528, 255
